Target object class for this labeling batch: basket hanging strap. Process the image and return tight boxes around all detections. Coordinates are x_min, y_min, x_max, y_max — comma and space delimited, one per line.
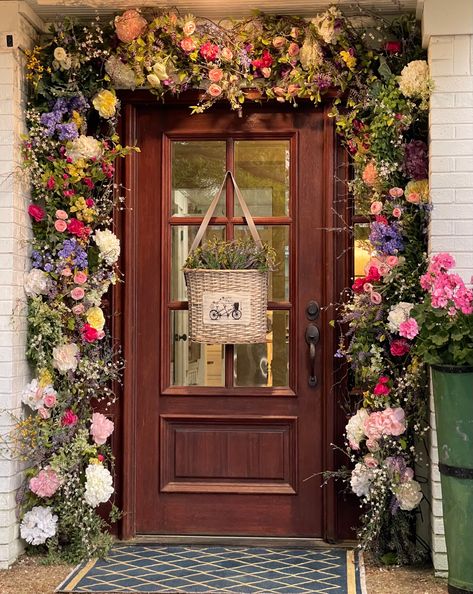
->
189, 170, 263, 253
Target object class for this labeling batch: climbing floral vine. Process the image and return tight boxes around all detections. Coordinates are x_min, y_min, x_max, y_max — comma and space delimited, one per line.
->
13, 6, 431, 563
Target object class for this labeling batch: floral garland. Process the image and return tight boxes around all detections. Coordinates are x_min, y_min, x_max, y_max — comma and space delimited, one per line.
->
13, 7, 431, 562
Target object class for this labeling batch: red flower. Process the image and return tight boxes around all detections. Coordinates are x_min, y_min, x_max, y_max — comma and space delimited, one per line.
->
85, 198, 95, 207
61, 409, 78, 426
378, 376, 390, 384
199, 41, 219, 62
352, 277, 365, 293
375, 215, 389, 225
97, 454, 105, 462
384, 41, 402, 54
46, 176, 55, 190
81, 323, 99, 343
366, 266, 381, 282
28, 204, 45, 222
251, 49, 273, 70
373, 382, 390, 396
83, 178, 95, 189
390, 339, 411, 357
67, 218, 85, 236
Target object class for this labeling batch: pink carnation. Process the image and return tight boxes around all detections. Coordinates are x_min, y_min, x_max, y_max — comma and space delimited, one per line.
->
29, 468, 61, 498
399, 317, 419, 339
364, 407, 406, 441
90, 412, 114, 445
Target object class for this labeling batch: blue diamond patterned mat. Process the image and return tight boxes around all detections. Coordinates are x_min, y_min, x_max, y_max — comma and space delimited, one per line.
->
56, 545, 366, 593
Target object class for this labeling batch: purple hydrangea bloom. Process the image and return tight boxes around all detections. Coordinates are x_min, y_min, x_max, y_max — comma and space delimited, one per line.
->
369, 221, 404, 255
68, 94, 88, 112
56, 123, 78, 141
404, 140, 428, 180
40, 111, 62, 136
58, 238, 89, 269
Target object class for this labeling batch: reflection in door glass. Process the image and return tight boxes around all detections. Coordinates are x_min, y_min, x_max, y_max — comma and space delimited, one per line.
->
234, 140, 290, 217
234, 311, 289, 387
171, 141, 226, 216
171, 226, 225, 301
171, 311, 225, 386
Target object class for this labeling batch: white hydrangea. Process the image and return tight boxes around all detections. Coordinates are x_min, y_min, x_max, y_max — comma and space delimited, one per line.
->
398, 60, 431, 106
94, 229, 120, 265
66, 135, 103, 162
299, 38, 323, 69
21, 379, 56, 410
350, 462, 375, 497
84, 464, 114, 507
311, 6, 342, 44
20, 506, 58, 545
345, 408, 368, 450
24, 269, 50, 298
105, 55, 138, 89
395, 479, 423, 511
387, 302, 414, 333
52, 342, 79, 373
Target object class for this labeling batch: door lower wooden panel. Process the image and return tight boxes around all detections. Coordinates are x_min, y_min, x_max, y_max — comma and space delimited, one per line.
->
160, 415, 297, 493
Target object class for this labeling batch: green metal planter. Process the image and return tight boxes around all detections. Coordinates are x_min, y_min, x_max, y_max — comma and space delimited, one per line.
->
431, 365, 473, 594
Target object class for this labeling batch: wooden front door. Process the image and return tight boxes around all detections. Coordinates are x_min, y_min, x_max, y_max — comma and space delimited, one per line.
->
122, 100, 341, 538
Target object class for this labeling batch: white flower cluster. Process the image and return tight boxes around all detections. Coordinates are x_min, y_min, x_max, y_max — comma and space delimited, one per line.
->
395, 479, 423, 511
53, 46, 72, 70
299, 38, 323, 69
311, 6, 342, 44
84, 464, 114, 507
350, 462, 375, 497
398, 60, 431, 107
94, 229, 121, 265
24, 268, 50, 298
66, 135, 103, 162
21, 379, 56, 411
346, 408, 368, 450
20, 506, 58, 545
387, 301, 414, 333
105, 55, 138, 89
52, 342, 79, 373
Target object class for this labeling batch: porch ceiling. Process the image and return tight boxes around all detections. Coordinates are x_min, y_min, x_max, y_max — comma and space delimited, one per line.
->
26, 0, 418, 20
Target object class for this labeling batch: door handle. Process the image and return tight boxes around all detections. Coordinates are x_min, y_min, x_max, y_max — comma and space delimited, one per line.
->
305, 324, 320, 387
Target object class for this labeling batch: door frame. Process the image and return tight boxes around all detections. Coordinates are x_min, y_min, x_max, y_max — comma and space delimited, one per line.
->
112, 90, 352, 542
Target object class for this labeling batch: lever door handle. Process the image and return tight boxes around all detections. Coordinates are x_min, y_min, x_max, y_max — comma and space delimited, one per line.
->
305, 324, 320, 387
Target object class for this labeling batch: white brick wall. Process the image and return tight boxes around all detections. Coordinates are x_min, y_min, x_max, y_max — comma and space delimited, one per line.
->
428, 32, 473, 577
0, 0, 42, 569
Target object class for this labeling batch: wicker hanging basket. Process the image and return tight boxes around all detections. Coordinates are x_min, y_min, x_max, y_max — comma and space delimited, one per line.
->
184, 171, 269, 344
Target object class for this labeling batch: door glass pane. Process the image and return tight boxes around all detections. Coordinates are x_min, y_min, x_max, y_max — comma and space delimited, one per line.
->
171, 311, 225, 386
234, 140, 290, 217
171, 226, 225, 301
171, 141, 226, 216
234, 311, 289, 387
235, 225, 289, 301
354, 223, 372, 278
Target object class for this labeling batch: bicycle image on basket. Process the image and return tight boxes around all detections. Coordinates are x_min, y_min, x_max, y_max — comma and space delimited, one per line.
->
209, 296, 242, 321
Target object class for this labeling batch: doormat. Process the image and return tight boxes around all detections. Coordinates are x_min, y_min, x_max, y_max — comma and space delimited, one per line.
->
56, 545, 366, 594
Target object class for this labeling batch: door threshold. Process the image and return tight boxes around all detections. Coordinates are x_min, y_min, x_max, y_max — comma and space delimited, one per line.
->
128, 535, 355, 549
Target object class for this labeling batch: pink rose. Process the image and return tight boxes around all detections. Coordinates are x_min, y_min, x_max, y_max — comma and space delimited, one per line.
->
72, 303, 85, 315
43, 393, 56, 408
74, 271, 87, 284
261, 67, 272, 78
272, 36, 286, 49
392, 207, 402, 218
386, 256, 399, 267
61, 409, 78, 426
114, 9, 147, 43
55, 210, 68, 220
38, 407, 50, 420
90, 412, 115, 445
208, 68, 223, 83
71, 287, 85, 301
288, 42, 300, 57
180, 37, 196, 53
389, 187, 404, 198
54, 220, 67, 232
364, 454, 378, 468
28, 204, 45, 222
363, 282, 373, 293
370, 291, 382, 304
406, 192, 421, 204
208, 83, 222, 97
399, 317, 419, 339
370, 201, 383, 215
29, 468, 61, 498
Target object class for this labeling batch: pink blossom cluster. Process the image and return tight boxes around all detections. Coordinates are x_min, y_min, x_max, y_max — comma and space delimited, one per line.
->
364, 406, 406, 451
421, 253, 473, 314
29, 468, 61, 498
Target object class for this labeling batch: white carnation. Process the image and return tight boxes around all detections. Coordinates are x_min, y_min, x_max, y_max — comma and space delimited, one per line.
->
94, 229, 120, 265
52, 342, 79, 373
345, 408, 368, 450
398, 60, 431, 106
66, 135, 103, 162
24, 269, 50, 298
387, 302, 414, 333
350, 462, 375, 497
84, 464, 114, 507
20, 506, 58, 545
105, 55, 137, 89
395, 479, 423, 511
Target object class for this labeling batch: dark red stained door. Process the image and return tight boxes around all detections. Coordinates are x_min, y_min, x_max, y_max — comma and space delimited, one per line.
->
127, 103, 336, 537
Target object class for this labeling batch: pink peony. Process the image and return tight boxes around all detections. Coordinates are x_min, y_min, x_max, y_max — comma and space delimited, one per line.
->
389, 187, 404, 198
29, 468, 61, 498
90, 412, 114, 445
399, 317, 419, 339
370, 201, 383, 215
114, 9, 147, 43
74, 271, 87, 284
28, 204, 45, 222
406, 192, 421, 204
71, 287, 85, 301
54, 220, 67, 232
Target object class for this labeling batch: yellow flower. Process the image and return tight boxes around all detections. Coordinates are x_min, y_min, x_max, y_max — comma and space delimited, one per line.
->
86, 306, 105, 331
71, 110, 83, 130
340, 50, 357, 70
92, 89, 117, 119
88, 457, 101, 465
38, 369, 53, 388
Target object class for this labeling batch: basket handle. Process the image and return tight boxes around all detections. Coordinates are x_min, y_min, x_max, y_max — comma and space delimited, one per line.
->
189, 170, 263, 253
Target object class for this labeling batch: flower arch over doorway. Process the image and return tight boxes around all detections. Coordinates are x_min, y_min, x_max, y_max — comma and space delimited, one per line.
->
16, 7, 431, 562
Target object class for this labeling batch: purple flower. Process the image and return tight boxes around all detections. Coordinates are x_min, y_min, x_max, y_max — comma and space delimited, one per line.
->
40, 111, 62, 136
314, 74, 332, 90
68, 94, 88, 112
404, 140, 428, 180
369, 221, 404, 255
56, 123, 78, 141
